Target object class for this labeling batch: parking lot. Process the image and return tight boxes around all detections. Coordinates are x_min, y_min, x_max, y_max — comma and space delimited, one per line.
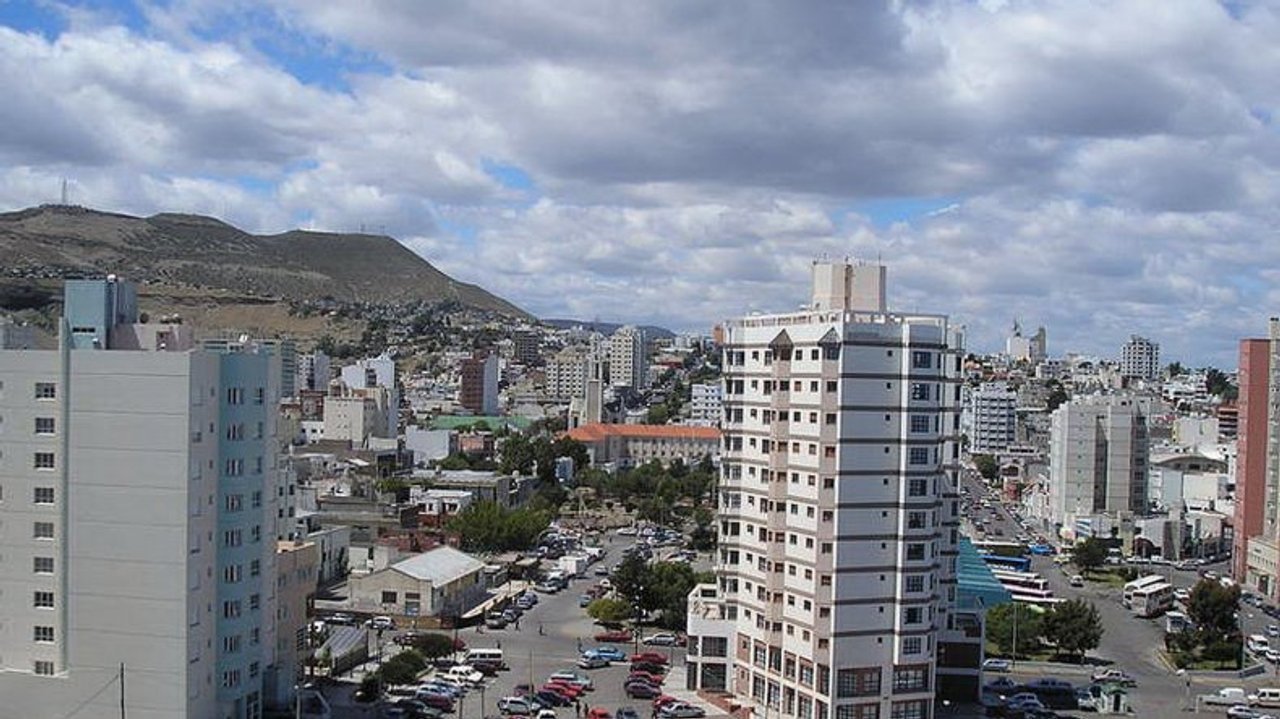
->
368, 538, 720, 719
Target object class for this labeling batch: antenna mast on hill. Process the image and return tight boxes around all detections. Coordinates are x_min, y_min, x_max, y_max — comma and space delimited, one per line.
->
60, 178, 68, 205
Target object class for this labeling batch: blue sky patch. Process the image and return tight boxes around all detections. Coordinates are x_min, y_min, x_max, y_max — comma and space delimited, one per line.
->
482, 159, 536, 192
839, 196, 962, 228
0, 0, 68, 38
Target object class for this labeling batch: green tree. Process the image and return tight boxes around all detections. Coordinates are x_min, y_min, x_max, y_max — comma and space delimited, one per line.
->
1072, 537, 1109, 577
587, 597, 636, 624
440, 453, 471, 470
1206, 367, 1239, 401
644, 561, 702, 629
645, 404, 671, 425
406, 632, 457, 659
973, 454, 999, 481
985, 602, 1044, 659
1046, 380, 1070, 412
1187, 578, 1241, 645
1042, 599, 1103, 662
611, 554, 651, 605
378, 649, 428, 686
446, 500, 552, 552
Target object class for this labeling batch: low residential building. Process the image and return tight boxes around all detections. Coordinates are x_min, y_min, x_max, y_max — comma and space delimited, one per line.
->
418, 489, 475, 527
348, 546, 487, 618
564, 422, 720, 469
271, 540, 319, 710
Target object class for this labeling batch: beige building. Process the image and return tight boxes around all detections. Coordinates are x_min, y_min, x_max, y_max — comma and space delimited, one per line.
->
273, 541, 319, 707
565, 423, 720, 468
348, 546, 487, 618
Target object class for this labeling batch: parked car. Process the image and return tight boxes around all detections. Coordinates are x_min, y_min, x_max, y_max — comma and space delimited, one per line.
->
595, 629, 631, 642
586, 646, 627, 662
395, 630, 427, 647
642, 633, 678, 646
500, 697, 534, 715
631, 661, 666, 676
625, 682, 662, 699
1226, 706, 1274, 719
580, 594, 595, 608
659, 704, 706, 719
1069, 575, 1085, 587
984, 677, 1020, 694
578, 655, 611, 670
616, 708, 641, 719
548, 672, 594, 690
628, 671, 665, 686
982, 658, 1012, 673
370, 615, 396, 631
588, 709, 613, 719
533, 690, 572, 708
326, 612, 356, 625
630, 652, 669, 665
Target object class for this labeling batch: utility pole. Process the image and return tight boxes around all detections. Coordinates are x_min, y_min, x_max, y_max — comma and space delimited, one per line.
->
119, 663, 126, 719
1011, 602, 1019, 668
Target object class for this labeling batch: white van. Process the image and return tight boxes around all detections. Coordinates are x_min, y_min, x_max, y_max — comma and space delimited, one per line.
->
446, 665, 484, 685
465, 648, 505, 666
1251, 687, 1280, 707
1248, 634, 1270, 654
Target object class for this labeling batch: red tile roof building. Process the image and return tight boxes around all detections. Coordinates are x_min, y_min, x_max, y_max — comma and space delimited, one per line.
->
564, 423, 720, 468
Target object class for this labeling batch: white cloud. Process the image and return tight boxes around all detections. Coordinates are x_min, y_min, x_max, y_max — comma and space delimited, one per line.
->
2, 1, 1280, 365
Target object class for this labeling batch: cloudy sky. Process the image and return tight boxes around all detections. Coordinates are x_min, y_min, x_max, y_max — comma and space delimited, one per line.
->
1, 0, 1277, 366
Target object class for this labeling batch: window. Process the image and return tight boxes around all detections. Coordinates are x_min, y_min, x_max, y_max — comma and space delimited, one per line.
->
909, 383, 930, 401
249, 593, 260, 610
253, 387, 265, 404
33, 522, 54, 539
33, 626, 55, 642
35, 382, 56, 399
824, 344, 840, 360
226, 387, 244, 405
222, 670, 241, 688
890, 700, 927, 719
225, 494, 243, 512
34, 661, 55, 676
825, 413, 837, 425
902, 637, 923, 655
224, 564, 242, 583
34, 591, 54, 608
904, 607, 923, 624
905, 575, 925, 593
382, 590, 398, 604
836, 667, 881, 698
223, 600, 242, 619
33, 556, 54, 574
251, 490, 262, 508
907, 512, 927, 530
906, 544, 925, 561
250, 559, 261, 577
907, 479, 927, 497
911, 351, 932, 369
892, 666, 929, 693
34, 487, 54, 504
909, 415, 930, 433
908, 447, 929, 465
224, 635, 242, 653
34, 452, 55, 470
34, 417, 55, 435
223, 529, 242, 547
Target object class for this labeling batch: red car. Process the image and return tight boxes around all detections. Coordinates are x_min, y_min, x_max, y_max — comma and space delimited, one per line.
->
595, 629, 632, 642
628, 671, 665, 686
630, 652, 669, 665
588, 709, 613, 719
653, 695, 680, 707
544, 682, 585, 699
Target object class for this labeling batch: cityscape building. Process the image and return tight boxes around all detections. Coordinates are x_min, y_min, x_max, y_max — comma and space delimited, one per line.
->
1047, 395, 1150, 533
685, 261, 965, 715
608, 325, 647, 390
1120, 335, 1160, 382
968, 382, 1017, 455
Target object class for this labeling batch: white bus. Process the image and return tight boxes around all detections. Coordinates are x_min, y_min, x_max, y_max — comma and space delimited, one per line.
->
990, 569, 1058, 604
1124, 576, 1173, 617
464, 648, 505, 666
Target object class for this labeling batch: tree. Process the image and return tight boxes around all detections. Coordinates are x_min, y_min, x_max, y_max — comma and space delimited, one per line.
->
1072, 537, 1109, 577
587, 597, 635, 624
973, 454, 999, 481
406, 632, 457, 659
378, 649, 428, 686
611, 554, 650, 605
1042, 599, 1103, 662
1046, 380, 1070, 412
985, 602, 1044, 659
1187, 578, 1240, 645
446, 500, 552, 552
1206, 367, 1239, 401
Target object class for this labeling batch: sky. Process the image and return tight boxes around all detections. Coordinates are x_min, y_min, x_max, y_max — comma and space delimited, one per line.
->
1, 1, 1278, 367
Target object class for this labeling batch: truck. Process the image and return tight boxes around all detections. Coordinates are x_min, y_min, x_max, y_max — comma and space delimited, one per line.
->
1199, 687, 1248, 707
559, 554, 589, 578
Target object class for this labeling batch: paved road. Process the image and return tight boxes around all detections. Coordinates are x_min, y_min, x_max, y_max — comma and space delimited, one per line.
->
960, 474, 1280, 717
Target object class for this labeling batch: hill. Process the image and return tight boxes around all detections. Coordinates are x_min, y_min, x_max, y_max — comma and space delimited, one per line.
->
542, 318, 676, 339
0, 205, 526, 316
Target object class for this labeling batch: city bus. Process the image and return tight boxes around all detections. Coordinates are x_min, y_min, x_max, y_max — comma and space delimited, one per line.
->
989, 569, 1057, 604
1123, 575, 1173, 617
981, 554, 1032, 573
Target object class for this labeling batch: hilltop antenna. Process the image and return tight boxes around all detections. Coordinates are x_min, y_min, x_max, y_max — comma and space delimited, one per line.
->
60, 178, 68, 205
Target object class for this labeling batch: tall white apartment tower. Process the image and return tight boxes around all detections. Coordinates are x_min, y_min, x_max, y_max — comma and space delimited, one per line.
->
609, 325, 648, 390
687, 262, 964, 719
968, 382, 1017, 454
0, 278, 282, 719
1120, 335, 1160, 381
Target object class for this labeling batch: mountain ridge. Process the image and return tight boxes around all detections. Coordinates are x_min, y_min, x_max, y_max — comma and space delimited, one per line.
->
0, 204, 527, 317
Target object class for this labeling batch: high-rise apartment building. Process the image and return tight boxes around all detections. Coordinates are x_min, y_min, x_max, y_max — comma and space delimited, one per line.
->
1237, 320, 1280, 596
686, 261, 964, 718
608, 325, 647, 390
460, 351, 500, 415
512, 329, 541, 366
297, 350, 331, 392
0, 278, 283, 719
968, 382, 1017, 455
339, 354, 398, 435
547, 346, 603, 402
1047, 395, 1149, 531
1120, 335, 1160, 381
688, 382, 724, 426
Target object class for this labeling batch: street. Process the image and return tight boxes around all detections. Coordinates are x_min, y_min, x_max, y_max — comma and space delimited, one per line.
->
962, 472, 1280, 716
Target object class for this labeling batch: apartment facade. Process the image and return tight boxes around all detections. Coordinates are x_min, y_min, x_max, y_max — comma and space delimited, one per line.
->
1120, 335, 1160, 382
689, 382, 725, 426
1046, 395, 1149, 533
0, 279, 283, 719
609, 325, 647, 390
1237, 320, 1280, 596
459, 351, 499, 415
967, 383, 1016, 455
687, 262, 963, 719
